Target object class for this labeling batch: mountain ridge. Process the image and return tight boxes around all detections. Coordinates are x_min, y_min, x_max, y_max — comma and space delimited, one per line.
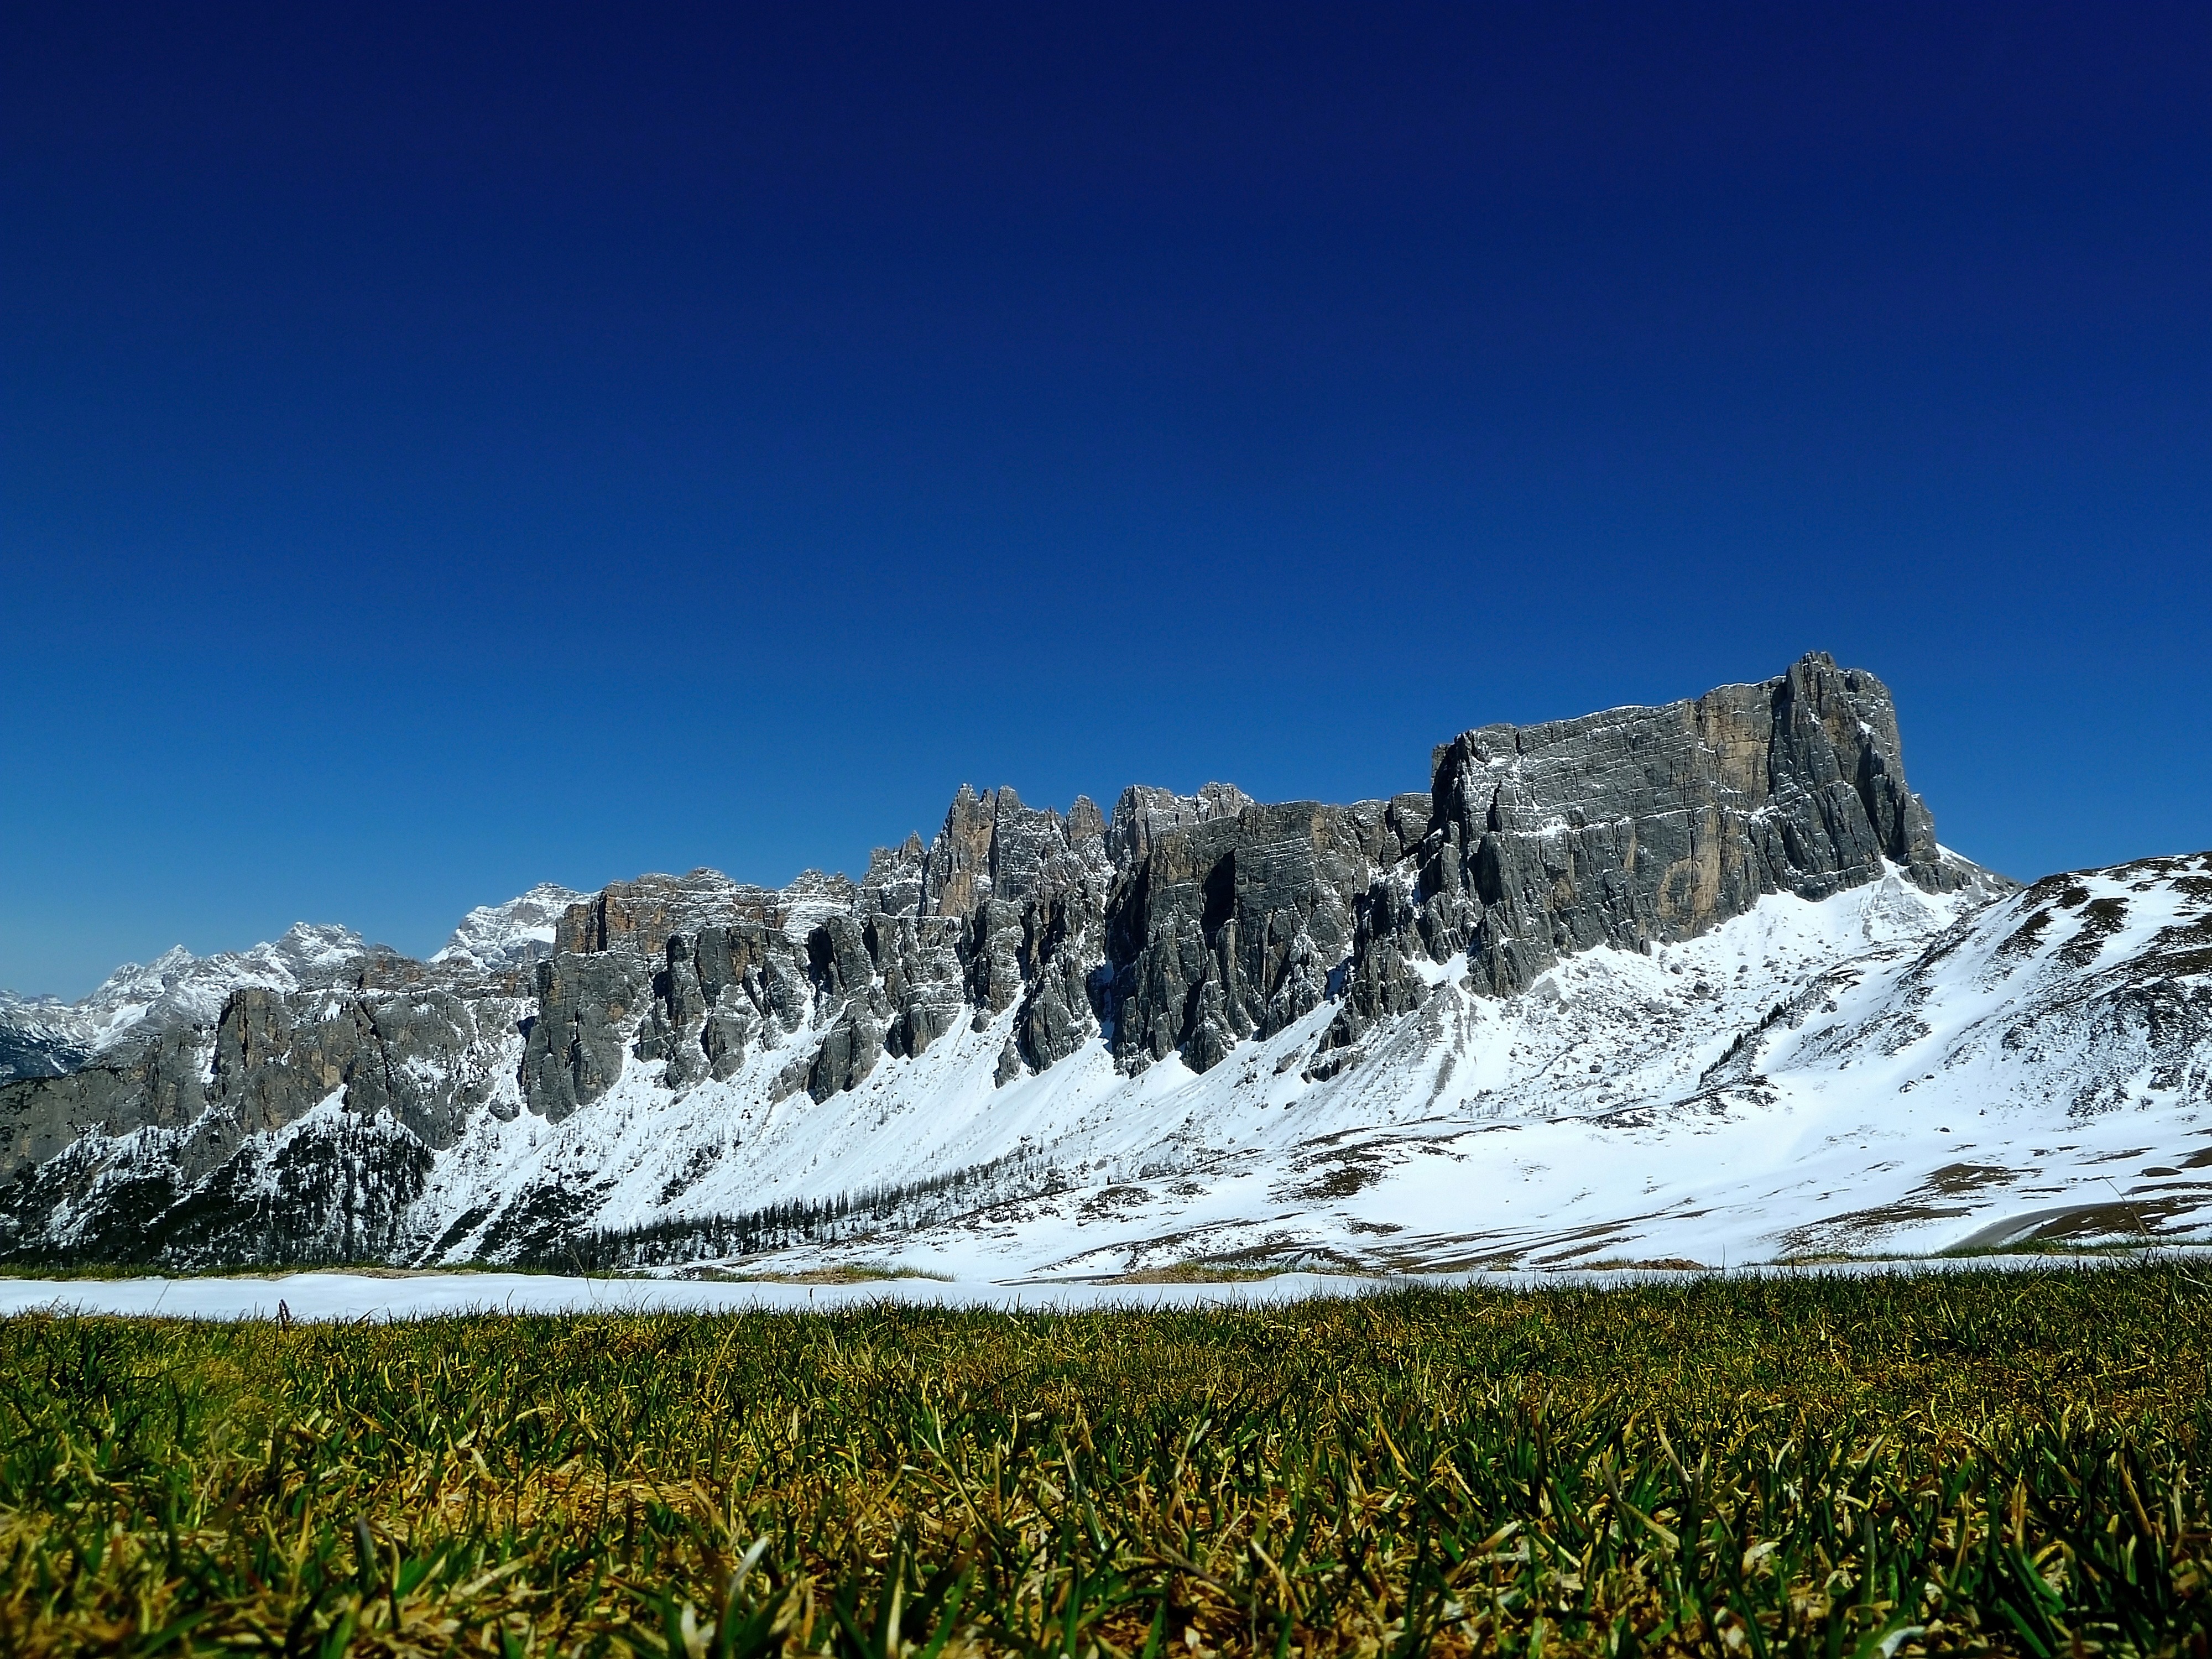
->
11, 650, 2204, 1275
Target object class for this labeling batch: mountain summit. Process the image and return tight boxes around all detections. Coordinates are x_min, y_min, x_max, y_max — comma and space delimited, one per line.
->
5, 653, 2206, 1274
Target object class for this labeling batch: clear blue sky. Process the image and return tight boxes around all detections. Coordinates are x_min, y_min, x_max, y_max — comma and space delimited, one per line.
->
4, 4, 2209, 998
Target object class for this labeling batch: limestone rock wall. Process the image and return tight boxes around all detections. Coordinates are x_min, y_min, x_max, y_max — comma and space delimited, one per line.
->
1322, 652, 1990, 1053
0, 651, 2006, 1265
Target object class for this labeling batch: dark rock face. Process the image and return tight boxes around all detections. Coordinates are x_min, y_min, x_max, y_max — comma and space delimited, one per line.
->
0, 1022, 208, 1183
854, 784, 1117, 1081
2, 936, 538, 1186
521, 952, 653, 1121
865, 915, 968, 1061
529, 784, 1130, 1108
669, 924, 816, 1081
1106, 782, 1255, 864
0, 960, 533, 1265
1320, 652, 1983, 1051
209, 985, 521, 1155
0, 651, 2001, 1265
1104, 800, 1394, 1072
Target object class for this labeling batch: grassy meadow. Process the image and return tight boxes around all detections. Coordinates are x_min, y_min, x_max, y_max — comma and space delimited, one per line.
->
2, 1265, 2208, 1656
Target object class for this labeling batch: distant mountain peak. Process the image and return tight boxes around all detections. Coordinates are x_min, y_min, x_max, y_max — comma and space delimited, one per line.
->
431, 884, 586, 974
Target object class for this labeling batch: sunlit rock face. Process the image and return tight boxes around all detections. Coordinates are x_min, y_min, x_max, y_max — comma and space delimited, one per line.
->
1323, 652, 1996, 1050
22, 651, 2154, 1279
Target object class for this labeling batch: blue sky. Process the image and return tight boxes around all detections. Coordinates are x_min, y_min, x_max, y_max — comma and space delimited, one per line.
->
4, 3, 2210, 998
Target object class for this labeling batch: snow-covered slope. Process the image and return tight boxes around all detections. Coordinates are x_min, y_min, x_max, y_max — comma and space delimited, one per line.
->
80, 925, 369, 1040
2, 884, 585, 1086
384, 854, 2211, 1279
9, 654, 2208, 1276
0, 924, 368, 1082
0, 990, 94, 1082
431, 883, 585, 973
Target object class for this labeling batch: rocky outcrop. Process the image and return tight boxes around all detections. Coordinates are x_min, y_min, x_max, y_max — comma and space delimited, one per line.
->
1319, 652, 1996, 1052
664, 924, 817, 1080
207, 983, 527, 1156
0, 953, 524, 1265
521, 951, 654, 1121
0, 651, 2015, 1267
847, 785, 1117, 1081
431, 883, 586, 974
0, 1022, 210, 1184
865, 914, 970, 1061
1104, 797, 1406, 1072
0, 994, 93, 1083
1105, 781, 1256, 864
530, 785, 1128, 1109
0, 924, 378, 1092
552, 868, 856, 959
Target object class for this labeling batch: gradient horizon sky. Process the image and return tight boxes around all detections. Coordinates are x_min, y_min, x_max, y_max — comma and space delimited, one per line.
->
5, 3, 2210, 999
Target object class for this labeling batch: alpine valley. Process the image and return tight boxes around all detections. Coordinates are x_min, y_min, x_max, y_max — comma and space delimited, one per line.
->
6, 653, 2210, 1279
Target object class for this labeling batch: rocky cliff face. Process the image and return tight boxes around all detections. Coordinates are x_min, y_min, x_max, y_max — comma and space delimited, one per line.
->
0, 653, 2020, 1267
1323, 654, 1984, 1056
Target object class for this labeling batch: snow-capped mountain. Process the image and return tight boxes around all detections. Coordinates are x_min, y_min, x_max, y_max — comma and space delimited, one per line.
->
4, 651, 2208, 1274
431, 883, 586, 974
0, 924, 369, 1083
0, 990, 93, 1083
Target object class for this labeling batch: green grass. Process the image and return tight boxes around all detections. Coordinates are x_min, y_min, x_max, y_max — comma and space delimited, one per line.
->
2, 1266, 2209, 1656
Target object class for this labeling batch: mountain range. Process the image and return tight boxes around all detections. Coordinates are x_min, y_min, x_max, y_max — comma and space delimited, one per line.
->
4, 651, 2208, 1277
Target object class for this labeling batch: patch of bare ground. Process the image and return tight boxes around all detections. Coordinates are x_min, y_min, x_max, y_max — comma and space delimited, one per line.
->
1922, 1161, 2027, 1196
1575, 1256, 1709, 1272
1276, 1147, 1394, 1201
684, 1264, 951, 1285
1363, 1230, 1526, 1273
1947, 1192, 2212, 1253
1089, 1241, 1376, 1285
1086, 1264, 1292, 1285
1530, 1233, 1637, 1266
2003, 1195, 2205, 1243
1076, 1184, 1154, 1222
1778, 1196, 1977, 1256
